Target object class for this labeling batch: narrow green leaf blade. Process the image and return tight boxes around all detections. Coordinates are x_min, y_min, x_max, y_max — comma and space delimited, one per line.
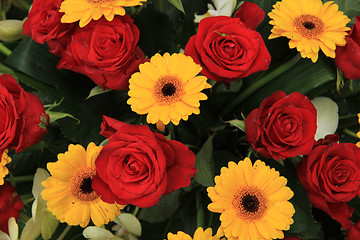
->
167, 0, 185, 13
226, 119, 245, 132
195, 135, 214, 186
137, 190, 182, 223
46, 110, 79, 124
86, 86, 112, 100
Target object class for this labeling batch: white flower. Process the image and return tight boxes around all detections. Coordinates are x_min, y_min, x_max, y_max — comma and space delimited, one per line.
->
311, 97, 339, 140
194, 0, 237, 23
0, 217, 18, 240
20, 169, 59, 240
83, 227, 123, 240
112, 213, 141, 240
0, 20, 24, 42
83, 213, 141, 240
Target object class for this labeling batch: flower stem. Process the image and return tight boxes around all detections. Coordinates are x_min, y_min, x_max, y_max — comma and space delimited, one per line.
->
6, 175, 34, 183
20, 194, 34, 205
133, 206, 140, 217
339, 114, 358, 120
162, 215, 173, 239
57, 225, 72, 240
0, 42, 11, 56
221, 54, 302, 117
156, 0, 163, 12
17, 0, 31, 10
343, 128, 359, 138
196, 191, 204, 228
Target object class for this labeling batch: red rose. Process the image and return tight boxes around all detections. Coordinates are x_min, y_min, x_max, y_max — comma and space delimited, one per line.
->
297, 136, 360, 230
184, 2, 270, 84
335, 16, 360, 80
57, 16, 147, 90
22, 0, 74, 56
245, 90, 317, 160
0, 181, 24, 234
347, 221, 360, 240
0, 74, 49, 153
92, 116, 197, 208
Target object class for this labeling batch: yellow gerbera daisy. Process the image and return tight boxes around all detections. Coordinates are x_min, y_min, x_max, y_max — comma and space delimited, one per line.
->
207, 158, 295, 240
60, 0, 147, 27
166, 227, 218, 240
356, 113, 360, 148
0, 149, 11, 185
41, 143, 125, 228
268, 0, 351, 62
127, 52, 211, 128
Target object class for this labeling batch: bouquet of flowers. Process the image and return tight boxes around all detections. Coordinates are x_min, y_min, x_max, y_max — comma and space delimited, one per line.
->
0, 0, 360, 239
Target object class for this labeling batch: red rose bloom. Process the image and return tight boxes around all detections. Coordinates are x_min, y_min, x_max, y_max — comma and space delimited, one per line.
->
57, 16, 147, 90
22, 0, 74, 56
0, 74, 49, 153
184, 2, 270, 84
92, 116, 197, 208
347, 221, 360, 240
0, 181, 24, 234
245, 90, 317, 161
335, 16, 360, 80
297, 136, 360, 230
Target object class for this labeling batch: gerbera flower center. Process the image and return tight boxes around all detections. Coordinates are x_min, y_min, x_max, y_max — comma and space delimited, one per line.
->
162, 83, 176, 96
293, 14, 324, 39
71, 168, 99, 202
154, 75, 184, 105
232, 187, 267, 221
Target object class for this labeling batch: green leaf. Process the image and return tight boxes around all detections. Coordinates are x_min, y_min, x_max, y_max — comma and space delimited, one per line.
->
86, 86, 112, 99
282, 160, 322, 239
3, 37, 140, 145
46, 110, 79, 124
167, 0, 185, 13
242, 56, 336, 113
226, 119, 245, 132
195, 135, 214, 186
134, 5, 175, 56
332, 0, 360, 22
4, 37, 70, 88
138, 189, 182, 223
0, 0, 12, 15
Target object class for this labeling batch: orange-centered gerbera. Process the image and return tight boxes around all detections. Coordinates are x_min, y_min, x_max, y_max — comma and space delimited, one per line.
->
153, 75, 185, 105
207, 158, 295, 240
232, 187, 268, 222
357, 113, 360, 148
60, 0, 147, 27
127, 52, 211, 127
70, 168, 98, 202
268, 0, 350, 62
41, 143, 125, 227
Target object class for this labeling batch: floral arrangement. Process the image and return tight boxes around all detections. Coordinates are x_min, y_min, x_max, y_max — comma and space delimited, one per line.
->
0, 0, 359, 239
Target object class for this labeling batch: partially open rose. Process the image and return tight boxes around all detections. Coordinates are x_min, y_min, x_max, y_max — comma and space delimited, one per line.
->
297, 135, 360, 230
335, 16, 360, 80
0, 181, 23, 234
0, 74, 49, 153
245, 90, 317, 161
22, 0, 74, 56
57, 15, 147, 90
185, 2, 270, 84
92, 116, 197, 208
